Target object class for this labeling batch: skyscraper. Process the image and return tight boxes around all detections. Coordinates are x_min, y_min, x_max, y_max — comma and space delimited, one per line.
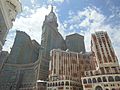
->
41, 6, 66, 57
0, 0, 22, 50
40, 6, 67, 80
0, 31, 40, 90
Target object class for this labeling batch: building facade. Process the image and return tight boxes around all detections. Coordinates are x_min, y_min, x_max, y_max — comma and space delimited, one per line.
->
81, 31, 120, 90
0, 31, 40, 90
65, 33, 85, 53
0, 0, 22, 50
47, 49, 95, 90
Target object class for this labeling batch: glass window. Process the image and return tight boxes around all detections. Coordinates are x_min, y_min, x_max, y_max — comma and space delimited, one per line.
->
65, 81, 69, 86
95, 86, 103, 90
102, 77, 107, 82
93, 78, 97, 83
115, 76, 120, 81
97, 77, 102, 82
83, 79, 87, 84
108, 76, 114, 82
88, 78, 92, 83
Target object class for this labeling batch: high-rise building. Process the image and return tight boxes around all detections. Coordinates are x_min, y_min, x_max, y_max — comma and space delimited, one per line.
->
65, 33, 85, 53
47, 49, 95, 90
0, 0, 22, 50
0, 31, 40, 90
81, 31, 120, 90
41, 6, 66, 57
40, 6, 67, 80
7, 31, 39, 64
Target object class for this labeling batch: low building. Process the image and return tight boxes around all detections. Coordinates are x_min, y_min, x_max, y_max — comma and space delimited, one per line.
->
47, 49, 95, 90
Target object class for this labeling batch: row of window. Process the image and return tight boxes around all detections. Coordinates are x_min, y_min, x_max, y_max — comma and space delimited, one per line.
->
83, 76, 120, 84
47, 81, 80, 87
95, 85, 120, 90
104, 83, 120, 87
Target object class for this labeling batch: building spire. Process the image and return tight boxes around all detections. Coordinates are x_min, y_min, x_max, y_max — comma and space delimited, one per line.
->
51, 5, 53, 12
50, 0, 54, 12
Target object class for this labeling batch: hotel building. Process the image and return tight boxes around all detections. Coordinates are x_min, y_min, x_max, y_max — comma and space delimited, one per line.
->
47, 49, 95, 90
81, 31, 120, 90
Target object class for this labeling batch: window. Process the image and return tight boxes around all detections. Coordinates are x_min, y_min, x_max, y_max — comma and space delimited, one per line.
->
100, 67, 105, 74
115, 76, 120, 81
53, 83, 55, 86
83, 79, 87, 84
65, 81, 69, 86
102, 77, 107, 82
58, 82, 60, 86
55, 82, 57, 86
61, 82, 64, 86
108, 76, 114, 82
97, 77, 102, 82
93, 78, 97, 83
47, 83, 49, 87
95, 86, 103, 90
88, 78, 92, 83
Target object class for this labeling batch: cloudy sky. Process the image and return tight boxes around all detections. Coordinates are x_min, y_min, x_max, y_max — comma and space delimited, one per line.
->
3, 0, 120, 62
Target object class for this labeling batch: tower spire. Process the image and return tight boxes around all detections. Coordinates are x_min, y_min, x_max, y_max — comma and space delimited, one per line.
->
50, 0, 54, 12
51, 5, 53, 12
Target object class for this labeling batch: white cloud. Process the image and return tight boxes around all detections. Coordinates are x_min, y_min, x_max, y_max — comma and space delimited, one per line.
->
2, 3, 120, 64
31, 0, 36, 4
3, 5, 52, 52
3, 4, 65, 52
48, 0, 64, 3
63, 6, 120, 63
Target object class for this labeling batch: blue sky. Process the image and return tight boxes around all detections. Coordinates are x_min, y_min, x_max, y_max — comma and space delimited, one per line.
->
3, 0, 120, 62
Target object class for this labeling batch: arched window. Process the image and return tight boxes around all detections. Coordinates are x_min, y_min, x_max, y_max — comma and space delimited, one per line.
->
50, 83, 52, 86
53, 83, 55, 86
88, 78, 92, 83
55, 82, 57, 86
102, 77, 107, 82
83, 79, 87, 84
108, 76, 114, 82
95, 86, 103, 90
97, 77, 102, 82
47, 83, 49, 87
115, 76, 120, 81
65, 81, 69, 86
58, 82, 60, 86
70, 82, 72, 86
93, 78, 97, 83
61, 82, 64, 86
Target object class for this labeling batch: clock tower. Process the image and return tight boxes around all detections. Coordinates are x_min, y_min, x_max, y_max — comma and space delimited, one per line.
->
39, 5, 66, 80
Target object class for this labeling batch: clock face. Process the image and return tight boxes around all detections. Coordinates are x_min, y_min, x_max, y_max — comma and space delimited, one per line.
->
95, 86, 103, 90
47, 12, 57, 22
